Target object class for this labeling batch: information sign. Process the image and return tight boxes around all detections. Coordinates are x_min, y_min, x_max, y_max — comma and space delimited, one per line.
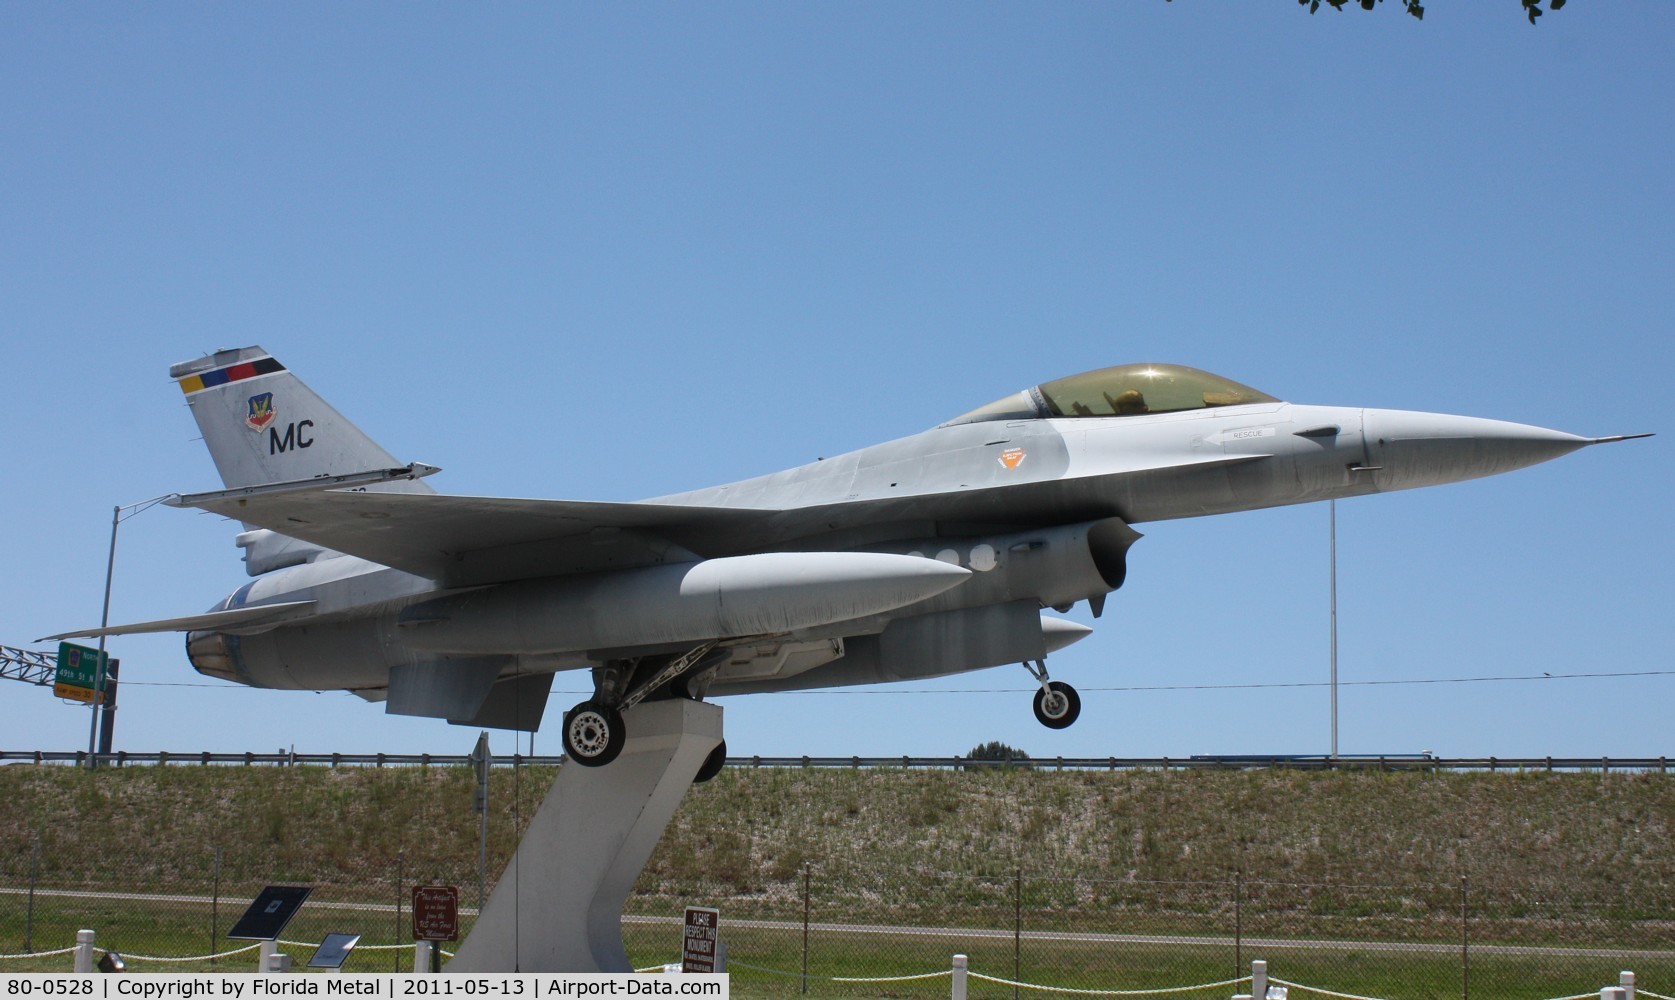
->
54, 642, 106, 703
228, 885, 313, 940
412, 885, 459, 942
307, 932, 362, 969
682, 906, 719, 973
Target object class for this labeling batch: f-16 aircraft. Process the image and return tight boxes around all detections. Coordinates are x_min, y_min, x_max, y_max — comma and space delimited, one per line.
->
47, 349, 1648, 773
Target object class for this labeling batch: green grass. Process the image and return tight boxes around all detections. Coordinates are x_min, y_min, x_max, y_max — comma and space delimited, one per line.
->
2, 762, 1673, 995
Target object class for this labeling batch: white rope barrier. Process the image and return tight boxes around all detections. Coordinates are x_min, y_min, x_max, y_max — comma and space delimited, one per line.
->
831, 969, 955, 983
1535, 994, 1602, 1000
1270, 978, 1395, 1000
1636, 992, 1674, 1000
0, 945, 79, 960
968, 971, 1251, 996
118, 943, 263, 963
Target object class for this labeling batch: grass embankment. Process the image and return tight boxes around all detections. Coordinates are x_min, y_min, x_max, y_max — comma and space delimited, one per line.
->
2, 764, 1672, 994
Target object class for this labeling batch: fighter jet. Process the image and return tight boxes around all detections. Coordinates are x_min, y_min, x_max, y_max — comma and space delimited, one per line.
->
46, 349, 1648, 773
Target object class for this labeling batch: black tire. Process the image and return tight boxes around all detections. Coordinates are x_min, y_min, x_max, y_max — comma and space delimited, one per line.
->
563, 700, 625, 767
1032, 681, 1081, 730
693, 740, 727, 784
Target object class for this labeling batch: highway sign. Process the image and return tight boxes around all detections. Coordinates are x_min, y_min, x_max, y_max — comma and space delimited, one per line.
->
412, 885, 459, 942
54, 642, 105, 703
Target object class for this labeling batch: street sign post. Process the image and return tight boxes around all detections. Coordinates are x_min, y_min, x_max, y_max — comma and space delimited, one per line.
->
682, 906, 719, 973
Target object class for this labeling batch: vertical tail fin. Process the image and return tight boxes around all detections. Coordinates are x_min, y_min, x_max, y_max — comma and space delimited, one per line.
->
169, 346, 435, 495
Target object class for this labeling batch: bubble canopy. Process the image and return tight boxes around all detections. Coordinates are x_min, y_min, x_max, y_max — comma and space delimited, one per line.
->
943, 364, 1281, 426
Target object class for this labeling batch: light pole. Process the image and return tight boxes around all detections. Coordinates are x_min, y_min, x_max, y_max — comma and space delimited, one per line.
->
86, 495, 169, 769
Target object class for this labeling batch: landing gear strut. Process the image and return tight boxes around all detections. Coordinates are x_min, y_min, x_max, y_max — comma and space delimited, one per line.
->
562, 642, 723, 768
1023, 659, 1080, 730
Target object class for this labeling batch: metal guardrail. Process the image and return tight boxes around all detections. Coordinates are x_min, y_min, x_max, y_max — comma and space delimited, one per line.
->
0, 750, 1668, 772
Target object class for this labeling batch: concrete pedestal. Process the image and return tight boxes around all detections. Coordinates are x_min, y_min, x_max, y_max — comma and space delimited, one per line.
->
446, 699, 722, 972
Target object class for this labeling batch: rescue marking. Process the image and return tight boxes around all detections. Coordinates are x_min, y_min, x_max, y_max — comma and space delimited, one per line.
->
998, 447, 1027, 470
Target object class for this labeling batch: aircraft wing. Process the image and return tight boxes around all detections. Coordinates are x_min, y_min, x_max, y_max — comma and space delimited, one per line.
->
167, 453, 1264, 588
169, 491, 765, 586
39, 600, 319, 641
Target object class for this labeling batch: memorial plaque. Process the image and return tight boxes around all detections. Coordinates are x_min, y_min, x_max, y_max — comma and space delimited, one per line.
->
228, 885, 312, 940
412, 885, 459, 942
307, 933, 362, 969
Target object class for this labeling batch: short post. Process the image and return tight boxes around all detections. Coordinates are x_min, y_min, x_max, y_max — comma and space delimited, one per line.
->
74, 930, 95, 973
1252, 959, 1268, 1000
951, 953, 968, 1000
1621, 971, 1636, 1000
414, 940, 434, 974
265, 952, 292, 974
1602, 988, 1626, 1000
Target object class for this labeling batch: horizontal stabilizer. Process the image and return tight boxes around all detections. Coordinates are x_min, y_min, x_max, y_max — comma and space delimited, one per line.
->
38, 600, 318, 641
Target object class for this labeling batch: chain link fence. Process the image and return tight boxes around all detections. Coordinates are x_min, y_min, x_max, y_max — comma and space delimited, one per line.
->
1, 761, 1671, 997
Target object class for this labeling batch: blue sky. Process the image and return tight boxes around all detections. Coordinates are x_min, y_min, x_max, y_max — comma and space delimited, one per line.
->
2, 4, 1669, 761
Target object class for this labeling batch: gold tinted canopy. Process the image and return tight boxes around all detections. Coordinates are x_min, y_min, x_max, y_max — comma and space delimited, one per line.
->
946, 364, 1281, 426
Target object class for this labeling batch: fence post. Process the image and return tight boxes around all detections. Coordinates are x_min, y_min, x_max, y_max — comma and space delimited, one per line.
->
1621, 971, 1636, 1000
1013, 867, 1022, 1000
801, 864, 811, 995
1252, 959, 1267, 999
1234, 871, 1243, 978
950, 954, 968, 1000
395, 853, 405, 973
73, 930, 95, 973
1460, 876, 1469, 1000
210, 846, 221, 968
26, 834, 40, 953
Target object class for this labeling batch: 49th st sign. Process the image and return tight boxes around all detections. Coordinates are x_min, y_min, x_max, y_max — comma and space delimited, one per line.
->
54, 642, 108, 704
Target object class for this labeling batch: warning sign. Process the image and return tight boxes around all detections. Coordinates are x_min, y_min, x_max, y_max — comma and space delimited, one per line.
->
681, 906, 719, 973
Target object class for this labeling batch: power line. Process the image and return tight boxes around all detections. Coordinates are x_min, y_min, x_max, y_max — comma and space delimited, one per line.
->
106, 668, 1675, 695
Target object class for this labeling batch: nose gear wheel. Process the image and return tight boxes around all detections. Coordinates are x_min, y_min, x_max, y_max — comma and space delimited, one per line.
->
1022, 659, 1081, 730
1032, 681, 1081, 729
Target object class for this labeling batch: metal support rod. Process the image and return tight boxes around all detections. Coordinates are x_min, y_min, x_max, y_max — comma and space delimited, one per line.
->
1330, 499, 1338, 760
86, 505, 119, 769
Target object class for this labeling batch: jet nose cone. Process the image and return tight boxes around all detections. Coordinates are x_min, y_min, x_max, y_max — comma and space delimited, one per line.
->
1363, 409, 1593, 493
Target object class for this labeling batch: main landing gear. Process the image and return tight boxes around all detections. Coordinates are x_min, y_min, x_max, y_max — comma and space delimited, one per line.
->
562, 641, 726, 771
1023, 659, 1080, 730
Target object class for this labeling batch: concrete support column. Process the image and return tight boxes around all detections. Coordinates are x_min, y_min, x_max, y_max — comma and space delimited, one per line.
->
447, 699, 722, 973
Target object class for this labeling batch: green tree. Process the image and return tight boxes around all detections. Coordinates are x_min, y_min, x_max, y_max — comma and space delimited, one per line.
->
965, 740, 1031, 762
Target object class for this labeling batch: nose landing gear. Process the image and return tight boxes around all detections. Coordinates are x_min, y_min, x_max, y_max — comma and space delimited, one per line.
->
1023, 659, 1080, 730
